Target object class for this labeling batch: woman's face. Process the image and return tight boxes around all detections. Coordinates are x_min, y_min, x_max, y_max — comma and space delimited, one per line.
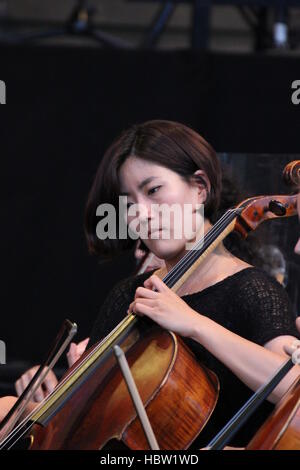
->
119, 156, 207, 262
295, 192, 300, 255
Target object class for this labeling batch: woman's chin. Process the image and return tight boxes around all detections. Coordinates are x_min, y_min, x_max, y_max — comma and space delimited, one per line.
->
146, 239, 186, 262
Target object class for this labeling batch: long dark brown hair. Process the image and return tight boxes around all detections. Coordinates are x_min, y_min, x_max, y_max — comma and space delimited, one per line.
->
85, 120, 222, 257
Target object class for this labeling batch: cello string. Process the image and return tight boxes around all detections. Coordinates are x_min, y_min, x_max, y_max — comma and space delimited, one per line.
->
163, 209, 237, 288
6, 421, 34, 450
1, 208, 239, 449
164, 210, 233, 282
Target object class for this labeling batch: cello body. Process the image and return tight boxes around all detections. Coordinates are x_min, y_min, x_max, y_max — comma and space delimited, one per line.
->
28, 320, 219, 450
247, 377, 300, 450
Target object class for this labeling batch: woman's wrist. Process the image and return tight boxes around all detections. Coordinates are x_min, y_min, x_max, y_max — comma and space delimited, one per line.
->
189, 311, 217, 345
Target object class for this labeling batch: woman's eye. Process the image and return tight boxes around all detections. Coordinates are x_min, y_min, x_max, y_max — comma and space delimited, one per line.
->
148, 186, 161, 195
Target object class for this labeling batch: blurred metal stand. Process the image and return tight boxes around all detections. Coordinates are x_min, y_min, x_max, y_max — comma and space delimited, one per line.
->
0, 0, 133, 48
273, 3, 289, 49
141, 1, 177, 48
0, 1, 296, 51
136, 0, 211, 49
134, 0, 293, 51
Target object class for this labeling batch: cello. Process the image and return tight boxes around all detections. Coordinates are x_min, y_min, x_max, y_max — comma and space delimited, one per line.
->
247, 160, 300, 450
246, 374, 300, 449
0, 181, 298, 450
206, 160, 300, 450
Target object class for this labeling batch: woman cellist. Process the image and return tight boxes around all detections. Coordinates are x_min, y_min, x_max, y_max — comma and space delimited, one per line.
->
84, 120, 300, 448
1, 120, 299, 448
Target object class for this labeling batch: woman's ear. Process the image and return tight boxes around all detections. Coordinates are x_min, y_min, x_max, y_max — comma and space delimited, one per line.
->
192, 170, 211, 205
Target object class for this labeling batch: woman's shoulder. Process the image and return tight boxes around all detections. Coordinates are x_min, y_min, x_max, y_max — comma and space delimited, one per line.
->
216, 265, 288, 309
224, 266, 290, 302
226, 266, 284, 289
227, 266, 296, 322
230, 267, 298, 344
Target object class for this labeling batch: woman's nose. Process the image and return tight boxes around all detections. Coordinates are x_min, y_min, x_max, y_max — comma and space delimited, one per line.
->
137, 201, 151, 221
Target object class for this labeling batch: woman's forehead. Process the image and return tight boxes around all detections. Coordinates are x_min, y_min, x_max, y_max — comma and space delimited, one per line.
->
119, 157, 174, 186
120, 156, 168, 173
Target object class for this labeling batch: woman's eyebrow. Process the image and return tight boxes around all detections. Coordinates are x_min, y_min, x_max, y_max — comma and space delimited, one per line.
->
120, 176, 158, 195
138, 176, 157, 190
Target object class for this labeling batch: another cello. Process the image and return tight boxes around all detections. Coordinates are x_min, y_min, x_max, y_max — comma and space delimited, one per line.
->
207, 161, 300, 450
247, 160, 300, 450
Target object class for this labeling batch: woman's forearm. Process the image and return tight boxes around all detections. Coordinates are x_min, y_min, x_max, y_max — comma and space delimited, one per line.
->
191, 315, 300, 403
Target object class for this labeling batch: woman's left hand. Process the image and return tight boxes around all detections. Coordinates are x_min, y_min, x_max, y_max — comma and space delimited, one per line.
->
128, 274, 200, 338
283, 317, 300, 360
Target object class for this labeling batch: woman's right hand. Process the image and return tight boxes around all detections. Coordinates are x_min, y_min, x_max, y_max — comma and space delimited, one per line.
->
15, 366, 58, 402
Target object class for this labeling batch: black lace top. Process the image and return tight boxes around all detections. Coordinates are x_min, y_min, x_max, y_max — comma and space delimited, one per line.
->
89, 267, 299, 448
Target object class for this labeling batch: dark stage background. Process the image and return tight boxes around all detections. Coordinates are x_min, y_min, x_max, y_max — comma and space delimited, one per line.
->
0, 45, 300, 392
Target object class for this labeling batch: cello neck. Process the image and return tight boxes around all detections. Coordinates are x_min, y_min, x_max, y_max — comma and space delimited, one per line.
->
161, 208, 241, 292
